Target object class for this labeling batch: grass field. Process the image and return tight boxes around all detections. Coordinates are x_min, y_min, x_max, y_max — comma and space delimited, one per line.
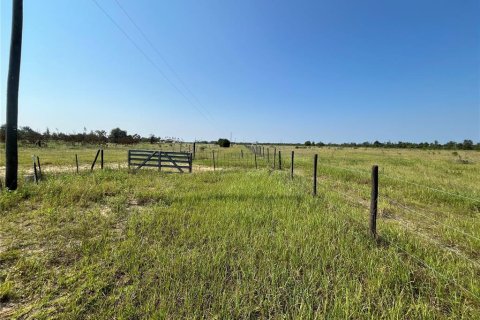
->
1, 144, 479, 318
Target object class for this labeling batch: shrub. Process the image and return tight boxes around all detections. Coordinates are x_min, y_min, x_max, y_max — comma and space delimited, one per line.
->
217, 138, 231, 148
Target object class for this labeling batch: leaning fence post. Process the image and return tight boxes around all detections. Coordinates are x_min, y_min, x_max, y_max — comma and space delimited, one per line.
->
91, 149, 100, 172
290, 151, 294, 179
313, 154, 318, 196
370, 165, 379, 238
100, 149, 104, 170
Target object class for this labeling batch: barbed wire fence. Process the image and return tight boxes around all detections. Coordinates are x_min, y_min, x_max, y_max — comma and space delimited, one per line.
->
192, 143, 480, 304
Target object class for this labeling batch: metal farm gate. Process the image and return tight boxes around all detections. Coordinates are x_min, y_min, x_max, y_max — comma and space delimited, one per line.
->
128, 150, 192, 173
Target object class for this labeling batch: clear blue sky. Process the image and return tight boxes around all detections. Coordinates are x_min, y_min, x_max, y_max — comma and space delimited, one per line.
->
1, 0, 479, 143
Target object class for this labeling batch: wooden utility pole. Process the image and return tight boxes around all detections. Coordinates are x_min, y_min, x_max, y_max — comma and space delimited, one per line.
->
5, 0, 23, 190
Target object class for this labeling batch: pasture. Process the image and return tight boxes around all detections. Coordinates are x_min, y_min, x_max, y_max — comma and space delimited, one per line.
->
0, 143, 479, 318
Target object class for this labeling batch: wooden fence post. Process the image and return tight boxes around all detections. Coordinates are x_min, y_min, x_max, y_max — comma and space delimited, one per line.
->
32, 155, 38, 184
193, 142, 196, 159
370, 165, 379, 238
100, 149, 104, 169
127, 150, 130, 171
189, 153, 193, 173
75, 154, 79, 173
290, 151, 294, 179
267, 148, 269, 162
241, 149, 244, 158
279, 151, 282, 170
36, 156, 42, 178
255, 152, 257, 169
91, 149, 100, 172
313, 154, 318, 196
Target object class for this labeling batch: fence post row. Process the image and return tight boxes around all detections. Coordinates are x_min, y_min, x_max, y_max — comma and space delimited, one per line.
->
370, 165, 379, 238
313, 154, 318, 196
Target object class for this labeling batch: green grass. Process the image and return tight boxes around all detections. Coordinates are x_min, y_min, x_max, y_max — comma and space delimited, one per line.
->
1, 166, 479, 318
1, 145, 479, 318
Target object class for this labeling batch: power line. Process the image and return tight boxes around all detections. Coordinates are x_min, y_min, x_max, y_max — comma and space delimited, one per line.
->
90, 0, 217, 129
112, 0, 216, 123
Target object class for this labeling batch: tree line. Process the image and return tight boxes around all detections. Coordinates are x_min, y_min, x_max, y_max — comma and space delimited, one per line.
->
0, 125, 478, 150
302, 140, 479, 150
0, 126, 171, 145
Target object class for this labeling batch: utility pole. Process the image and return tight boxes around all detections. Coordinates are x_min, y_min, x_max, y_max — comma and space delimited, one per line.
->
5, 0, 23, 190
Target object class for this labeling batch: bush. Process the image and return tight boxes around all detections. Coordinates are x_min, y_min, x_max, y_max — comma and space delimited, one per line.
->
217, 138, 231, 148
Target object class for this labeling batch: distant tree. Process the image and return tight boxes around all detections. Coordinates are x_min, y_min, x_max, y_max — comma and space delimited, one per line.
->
462, 139, 474, 150
19, 126, 42, 144
304, 141, 312, 146
149, 134, 158, 144
445, 141, 457, 149
217, 138, 231, 148
132, 134, 141, 143
109, 127, 128, 143
43, 127, 51, 140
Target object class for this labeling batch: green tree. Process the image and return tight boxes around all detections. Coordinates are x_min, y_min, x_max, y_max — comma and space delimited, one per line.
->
109, 128, 128, 143
217, 138, 231, 148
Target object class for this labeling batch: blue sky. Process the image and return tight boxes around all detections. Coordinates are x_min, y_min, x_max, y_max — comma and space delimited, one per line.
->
1, 0, 479, 143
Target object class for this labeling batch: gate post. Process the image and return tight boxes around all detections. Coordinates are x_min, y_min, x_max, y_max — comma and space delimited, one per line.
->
189, 153, 193, 173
